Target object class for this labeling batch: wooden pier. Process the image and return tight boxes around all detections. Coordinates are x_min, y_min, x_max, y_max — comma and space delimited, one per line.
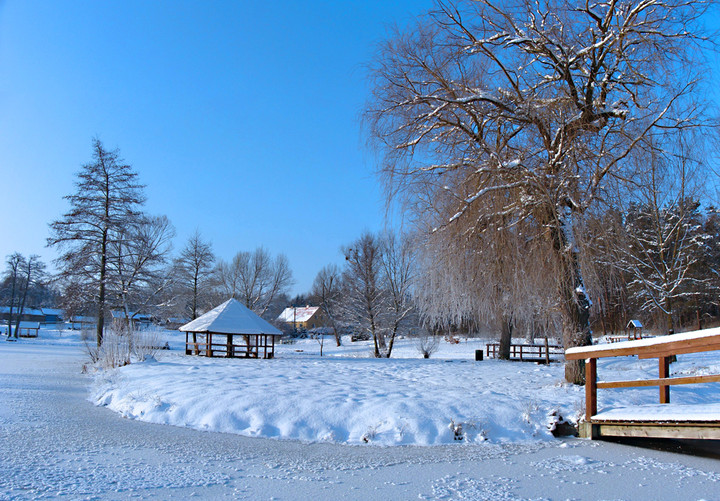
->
566, 330, 720, 440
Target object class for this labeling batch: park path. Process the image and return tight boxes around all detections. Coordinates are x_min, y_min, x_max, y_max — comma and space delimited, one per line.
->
1, 341, 719, 500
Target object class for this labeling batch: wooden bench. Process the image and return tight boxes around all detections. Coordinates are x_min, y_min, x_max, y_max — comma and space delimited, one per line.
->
566, 330, 720, 440
486, 341, 564, 363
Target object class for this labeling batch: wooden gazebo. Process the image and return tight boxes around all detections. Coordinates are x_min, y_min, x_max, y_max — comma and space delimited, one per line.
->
180, 298, 283, 359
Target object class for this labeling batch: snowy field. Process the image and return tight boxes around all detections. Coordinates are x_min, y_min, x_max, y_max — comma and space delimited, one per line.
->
2, 328, 720, 500
88, 329, 720, 447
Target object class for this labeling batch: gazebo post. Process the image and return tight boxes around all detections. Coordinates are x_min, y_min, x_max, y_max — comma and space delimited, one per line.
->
227, 333, 233, 358
207, 333, 213, 357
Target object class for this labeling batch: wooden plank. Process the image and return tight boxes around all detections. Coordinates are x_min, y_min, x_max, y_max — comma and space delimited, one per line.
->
637, 342, 720, 359
597, 423, 720, 440
597, 374, 720, 389
659, 356, 670, 404
586, 358, 597, 420
566, 334, 720, 360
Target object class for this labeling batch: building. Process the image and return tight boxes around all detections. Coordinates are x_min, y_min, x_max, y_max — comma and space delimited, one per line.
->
276, 306, 329, 331
181, 298, 283, 359
0, 307, 45, 324
110, 310, 153, 328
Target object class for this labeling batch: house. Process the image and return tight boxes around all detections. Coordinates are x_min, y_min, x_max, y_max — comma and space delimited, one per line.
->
0, 306, 45, 323
68, 315, 97, 330
110, 310, 153, 328
41, 308, 64, 325
277, 306, 329, 331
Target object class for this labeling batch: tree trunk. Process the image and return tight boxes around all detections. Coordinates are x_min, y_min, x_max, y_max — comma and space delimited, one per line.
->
498, 314, 513, 360
14, 266, 31, 340
551, 209, 593, 385
97, 227, 108, 347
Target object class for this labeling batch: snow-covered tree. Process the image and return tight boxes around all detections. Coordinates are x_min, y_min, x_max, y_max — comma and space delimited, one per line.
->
48, 139, 145, 346
366, 0, 715, 383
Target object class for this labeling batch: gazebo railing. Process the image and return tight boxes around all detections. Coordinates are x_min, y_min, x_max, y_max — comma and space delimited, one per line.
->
185, 332, 277, 359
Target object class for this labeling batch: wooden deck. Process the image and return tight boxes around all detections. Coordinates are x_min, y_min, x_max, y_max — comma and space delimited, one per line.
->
566, 330, 720, 440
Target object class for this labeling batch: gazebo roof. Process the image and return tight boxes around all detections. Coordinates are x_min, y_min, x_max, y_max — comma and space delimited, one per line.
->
179, 298, 283, 336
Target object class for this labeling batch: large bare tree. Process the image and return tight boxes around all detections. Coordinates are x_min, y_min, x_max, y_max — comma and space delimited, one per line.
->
48, 139, 145, 346
367, 0, 715, 383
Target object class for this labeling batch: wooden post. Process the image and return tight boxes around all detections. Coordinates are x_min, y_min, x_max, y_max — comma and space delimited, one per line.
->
544, 337, 550, 365
185, 332, 190, 355
207, 333, 213, 357
659, 356, 670, 403
586, 357, 597, 421
227, 333, 233, 358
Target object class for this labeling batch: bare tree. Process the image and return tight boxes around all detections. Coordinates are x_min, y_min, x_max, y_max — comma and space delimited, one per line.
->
342, 232, 387, 357
311, 264, 343, 347
215, 247, 294, 316
107, 214, 175, 324
48, 138, 145, 346
2, 254, 46, 340
367, 0, 715, 383
173, 230, 215, 320
3, 254, 24, 339
379, 232, 416, 357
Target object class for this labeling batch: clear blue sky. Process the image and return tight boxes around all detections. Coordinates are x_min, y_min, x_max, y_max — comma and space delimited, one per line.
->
0, 1, 434, 295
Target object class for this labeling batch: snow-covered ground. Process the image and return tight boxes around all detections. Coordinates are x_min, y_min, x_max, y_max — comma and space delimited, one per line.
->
89, 329, 720, 446
1, 328, 720, 500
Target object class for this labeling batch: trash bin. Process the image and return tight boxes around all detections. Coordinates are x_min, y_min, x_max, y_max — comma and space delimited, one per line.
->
475, 349, 483, 361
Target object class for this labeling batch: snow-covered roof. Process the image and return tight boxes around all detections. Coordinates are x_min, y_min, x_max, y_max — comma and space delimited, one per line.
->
70, 316, 96, 322
0, 306, 44, 316
277, 306, 320, 323
1, 321, 40, 328
180, 298, 283, 336
627, 319, 643, 328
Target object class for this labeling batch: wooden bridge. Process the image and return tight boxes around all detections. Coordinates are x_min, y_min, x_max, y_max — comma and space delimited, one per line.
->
566, 330, 720, 440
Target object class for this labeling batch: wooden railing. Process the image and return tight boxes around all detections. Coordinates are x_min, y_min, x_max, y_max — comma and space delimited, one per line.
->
486, 341, 564, 362
566, 330, 720, 421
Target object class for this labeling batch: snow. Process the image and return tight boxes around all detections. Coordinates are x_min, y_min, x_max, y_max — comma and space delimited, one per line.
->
84, 329, 720, 448
2, 328, 720, 499
595, 403, 720, 422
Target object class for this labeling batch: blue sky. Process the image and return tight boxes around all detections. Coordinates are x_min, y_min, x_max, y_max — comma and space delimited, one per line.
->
0, 1, 434, 295
1, 2, 718, 297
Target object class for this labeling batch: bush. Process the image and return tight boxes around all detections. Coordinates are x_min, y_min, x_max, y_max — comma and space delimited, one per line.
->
85, 323, 167, 369
416, 332, 439, 358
